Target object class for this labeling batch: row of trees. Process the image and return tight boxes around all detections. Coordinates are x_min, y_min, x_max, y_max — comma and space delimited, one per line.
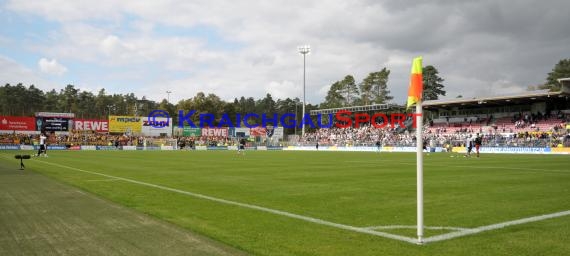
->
1, 59, 568, 122
0, 84, 149, 118
539, 59, 570, 91
0, 84, 318, 129
165, 92, 318, 127
320, 65, 446, 108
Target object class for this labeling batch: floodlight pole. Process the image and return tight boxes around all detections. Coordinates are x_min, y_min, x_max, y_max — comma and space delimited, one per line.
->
298, 45, 310, 138
166, 91, 172, 104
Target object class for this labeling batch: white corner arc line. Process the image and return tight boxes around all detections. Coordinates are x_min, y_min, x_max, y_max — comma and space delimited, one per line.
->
364, 225, 470, 231
423, 210, 570, 243
33, 160, 418, 244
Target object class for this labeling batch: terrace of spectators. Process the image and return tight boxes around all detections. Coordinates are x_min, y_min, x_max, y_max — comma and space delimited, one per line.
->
299, 79, 570, 148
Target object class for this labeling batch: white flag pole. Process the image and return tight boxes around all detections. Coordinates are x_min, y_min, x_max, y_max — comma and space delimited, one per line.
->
416, 101, 424, 244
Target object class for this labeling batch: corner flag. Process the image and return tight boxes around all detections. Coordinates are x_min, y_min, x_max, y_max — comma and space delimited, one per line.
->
407, 56, 425, 244
407, 56, 423, 109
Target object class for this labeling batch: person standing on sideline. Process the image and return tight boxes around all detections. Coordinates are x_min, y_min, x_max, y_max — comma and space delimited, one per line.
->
464, 135, 473, 158
37, 132, 48, 157
474, 133, 483, 158
238, 138, 246, 155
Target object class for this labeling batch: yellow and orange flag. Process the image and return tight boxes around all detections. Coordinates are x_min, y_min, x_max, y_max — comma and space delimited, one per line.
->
406, 56, 423, 109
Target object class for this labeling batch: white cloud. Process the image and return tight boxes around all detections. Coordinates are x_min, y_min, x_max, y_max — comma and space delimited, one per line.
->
100, 35, 128, 56
264, 80, 300, 100
4, 0, 570, 104
0, 56, 37, 83
38, 58, 68, 76
0, 55, 59, 90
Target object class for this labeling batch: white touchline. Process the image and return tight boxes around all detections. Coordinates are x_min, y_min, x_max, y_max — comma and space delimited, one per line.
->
423, 210, 570, 243
85, 178, 121, 182
345, 160, 568, 172
33, 159, 418, 244
426, 164, 569, 173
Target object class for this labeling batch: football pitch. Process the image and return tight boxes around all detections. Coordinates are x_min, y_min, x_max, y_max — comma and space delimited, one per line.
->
1, 150, 569, 255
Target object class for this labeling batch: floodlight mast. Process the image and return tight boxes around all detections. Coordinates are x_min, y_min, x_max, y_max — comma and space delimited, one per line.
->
298, 45, 310, 138
166, 91, 172, 104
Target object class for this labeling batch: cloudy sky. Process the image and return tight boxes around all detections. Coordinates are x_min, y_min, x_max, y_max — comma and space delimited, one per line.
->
1, 0, 569, 105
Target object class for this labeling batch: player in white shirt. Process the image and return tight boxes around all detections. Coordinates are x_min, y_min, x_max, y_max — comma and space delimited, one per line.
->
464, 135, 473, 157
37, 132, 48, 157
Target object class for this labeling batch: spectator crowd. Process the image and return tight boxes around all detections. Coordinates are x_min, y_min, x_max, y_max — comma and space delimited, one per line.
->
1, 111, 569, 148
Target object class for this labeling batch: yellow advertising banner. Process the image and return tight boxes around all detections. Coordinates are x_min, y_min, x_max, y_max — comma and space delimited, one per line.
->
552, 147, 570, 154
108, 116, 142, 133
452, 146, 466, 153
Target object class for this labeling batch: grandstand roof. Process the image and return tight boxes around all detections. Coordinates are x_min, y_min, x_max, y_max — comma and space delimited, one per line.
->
423, 89, 569, 109
310, 103, 402, 115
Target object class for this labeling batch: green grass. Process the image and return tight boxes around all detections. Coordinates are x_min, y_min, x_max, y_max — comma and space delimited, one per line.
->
1, 150, 569, 255
0, 155, 245, 256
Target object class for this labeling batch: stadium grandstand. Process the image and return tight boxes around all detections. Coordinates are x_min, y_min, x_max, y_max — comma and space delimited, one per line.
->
299, 79, 570, 149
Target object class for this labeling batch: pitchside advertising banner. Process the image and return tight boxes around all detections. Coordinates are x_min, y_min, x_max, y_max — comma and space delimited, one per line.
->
72, 119, 109, 132
201, 127, 229, 137
2, 144, 568, 153
183, 127, 201, 136
452, 146, 552, 154
141, 117, 172, 136
109, 116, 142, 133
264, 126, 284, 139
250, 127, 267, 137
0, 116, 36, 131
234, 127, 251, 137
272, 127, 284, 139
